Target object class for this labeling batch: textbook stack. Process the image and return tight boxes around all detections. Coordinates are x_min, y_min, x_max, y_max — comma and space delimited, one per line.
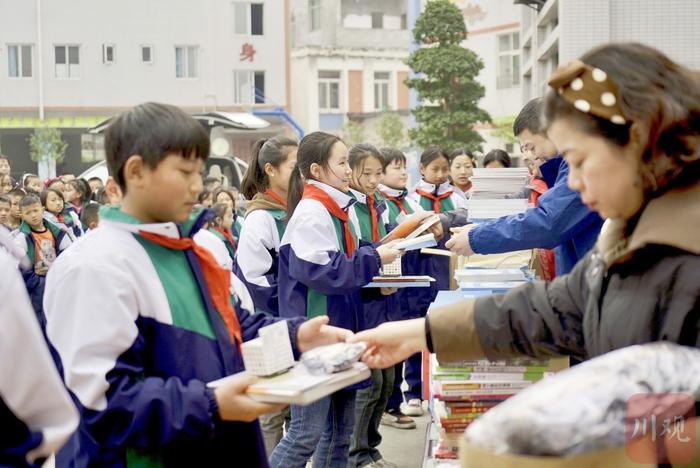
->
455, 268, 528, 295
468, 168, 530, 200
426, 356, 568, 465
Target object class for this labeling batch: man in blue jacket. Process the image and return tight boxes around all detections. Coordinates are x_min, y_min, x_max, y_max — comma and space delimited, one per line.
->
446, 98, 603, 275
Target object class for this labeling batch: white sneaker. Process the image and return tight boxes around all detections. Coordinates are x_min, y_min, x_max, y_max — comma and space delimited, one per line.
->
401, 398, 424, 416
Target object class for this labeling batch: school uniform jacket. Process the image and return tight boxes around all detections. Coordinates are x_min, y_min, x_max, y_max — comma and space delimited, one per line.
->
348, 189, 399, 329
14, 219, 72, 324
0, 239, 78, 468
278, 180, 381, 333
234, 193, 287, 316
61, 205, 84, 239
44, 206, 305, 468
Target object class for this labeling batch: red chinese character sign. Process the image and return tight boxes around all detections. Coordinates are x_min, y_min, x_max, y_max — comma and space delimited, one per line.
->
240, 43, 256, 62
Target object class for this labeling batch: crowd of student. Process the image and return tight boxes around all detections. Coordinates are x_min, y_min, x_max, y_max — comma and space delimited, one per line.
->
0, 42, 698, 468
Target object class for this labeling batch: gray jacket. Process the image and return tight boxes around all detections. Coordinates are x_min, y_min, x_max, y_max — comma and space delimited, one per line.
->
429, 182, 700, 363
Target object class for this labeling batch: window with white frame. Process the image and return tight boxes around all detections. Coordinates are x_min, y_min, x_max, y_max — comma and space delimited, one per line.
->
232, 2, 264, 35
374, 71, 390, 111
309, 0, 321, 31
7, 44, 32, 78
175, 46, 198, 78
103, 44, 115, 64
318, 70, 340, 111
55, 45, 80, 78
233, 70, 265, 104
141, 45, 153, 64
497, 32, 520, 89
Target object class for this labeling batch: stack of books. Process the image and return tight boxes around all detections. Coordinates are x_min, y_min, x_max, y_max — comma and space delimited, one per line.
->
455, 268, 528, 294
466, 198, 531, 220
468, 168, 530, 200
430, 358, 558, 460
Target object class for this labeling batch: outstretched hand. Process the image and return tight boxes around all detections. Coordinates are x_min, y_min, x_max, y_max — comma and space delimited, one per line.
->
297, 316, 354, 353
347, 319, 427, 369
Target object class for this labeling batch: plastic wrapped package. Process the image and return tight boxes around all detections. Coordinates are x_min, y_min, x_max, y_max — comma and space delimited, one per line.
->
300, 342, 367, 375
464, 343, 700, 456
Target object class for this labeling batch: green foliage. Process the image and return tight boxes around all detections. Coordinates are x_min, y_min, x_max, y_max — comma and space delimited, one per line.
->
375, 112, 408, 149
491, 115, 518, 145
341, 119, 365, 148
28, 127, 68, 163
407, 0, 491, 153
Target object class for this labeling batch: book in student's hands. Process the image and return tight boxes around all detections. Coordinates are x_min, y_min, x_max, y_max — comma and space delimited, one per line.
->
381, 213, 441, 243
363, 275, 435, 288
207, 362, 370, 406
395, 233, 437, 251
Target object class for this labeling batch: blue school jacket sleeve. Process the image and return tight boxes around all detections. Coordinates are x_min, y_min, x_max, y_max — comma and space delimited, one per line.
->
284, 202, 381, 296
468, 162, 601, 254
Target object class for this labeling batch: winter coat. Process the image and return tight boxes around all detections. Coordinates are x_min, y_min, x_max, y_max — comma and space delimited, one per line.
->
430, 181, 700, 363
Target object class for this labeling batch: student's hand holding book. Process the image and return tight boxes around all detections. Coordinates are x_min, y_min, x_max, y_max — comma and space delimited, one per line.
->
214, 373, 287, 422
347, 318, 427, 369
376, 240, 404, 265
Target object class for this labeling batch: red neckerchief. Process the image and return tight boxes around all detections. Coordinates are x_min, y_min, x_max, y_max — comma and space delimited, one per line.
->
414, 188, 453, 213
366, 193, 380, 242
381, 191, 408, 214
138, 231, 242, 348
302, 184, 355, 257
264, 189, 287, 208
213, 226, 236, 251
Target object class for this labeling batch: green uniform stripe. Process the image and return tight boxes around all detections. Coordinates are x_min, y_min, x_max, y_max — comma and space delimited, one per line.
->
135, 236, 216, 340
418, 194, 454, 213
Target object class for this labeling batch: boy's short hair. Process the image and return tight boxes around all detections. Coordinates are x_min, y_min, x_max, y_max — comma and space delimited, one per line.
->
80, 202, 100, 227
104, 102, 210, 192
0, 194, 10, 205
513, 98, 544, 137
379, 147, 407, 171
9, 188, 26, 199
19, 194, 41, 209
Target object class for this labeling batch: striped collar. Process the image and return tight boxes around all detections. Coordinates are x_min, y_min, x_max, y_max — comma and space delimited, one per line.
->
307, 180, 355, 211
413, 179, 454, 196
99, 205, 207, 239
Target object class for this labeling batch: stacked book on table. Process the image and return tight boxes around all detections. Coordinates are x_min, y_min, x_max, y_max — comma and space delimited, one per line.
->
455, 267, 528, 295
429, 357, 561, 461
468, 168, 530, 200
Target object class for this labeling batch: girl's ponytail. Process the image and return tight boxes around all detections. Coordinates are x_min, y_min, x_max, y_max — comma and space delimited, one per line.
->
286, 165, 304, 221
240, 138, 268, 200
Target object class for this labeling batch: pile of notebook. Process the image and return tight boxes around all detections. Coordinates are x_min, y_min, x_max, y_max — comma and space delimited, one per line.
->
454, 267, 528, 295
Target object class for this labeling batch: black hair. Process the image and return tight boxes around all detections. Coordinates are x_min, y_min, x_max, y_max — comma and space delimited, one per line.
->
483, 149, 512, 168
513, 98, 544, 137
287, 131, 343, 218
94, 188, 110, 205
0, 194, 10, 205
40, 188, 65, 213
22, 173, 39, 186
19, 193, 41, 209
9, 188, 26, 199
448, 148, 476, 166
104, 102, 210, 193
544, 42, 700, 197
197, 188, 212, 204
0, 173, 14, 189
240, 136, 298, 200
212, 187, 236, 209
80, 202, 101, 227
88, 176, 103, 185
209, 202, 230, 228
68, 178, 92, 206
420, 145, 449, 167
379, 147, 407, 171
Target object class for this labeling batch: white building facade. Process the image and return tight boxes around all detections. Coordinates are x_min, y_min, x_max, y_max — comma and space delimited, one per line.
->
0, 0, 291, 174
520, 0, 700, 103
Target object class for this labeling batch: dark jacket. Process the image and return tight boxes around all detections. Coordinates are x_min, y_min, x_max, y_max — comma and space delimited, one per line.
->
429, 182, 700, 363
468, 157, 604, 275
